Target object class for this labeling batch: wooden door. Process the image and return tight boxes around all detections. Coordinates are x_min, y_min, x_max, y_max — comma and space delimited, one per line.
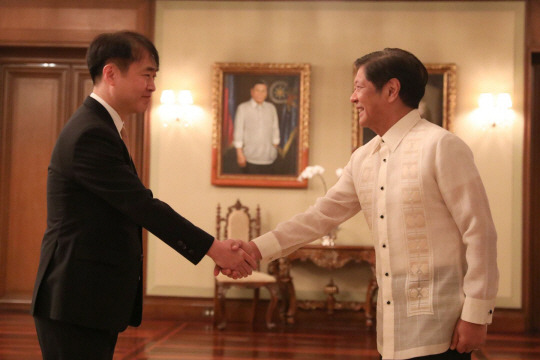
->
0, 49, 146, 308
0, 56, 84, 307
0, 63, 69, 304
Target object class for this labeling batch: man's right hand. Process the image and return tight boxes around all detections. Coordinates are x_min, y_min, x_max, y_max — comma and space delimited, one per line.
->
214, 241, 262, 278
207, 239, 257, 279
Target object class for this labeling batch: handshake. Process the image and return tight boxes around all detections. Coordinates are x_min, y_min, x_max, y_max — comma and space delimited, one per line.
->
207, 239, 262, 279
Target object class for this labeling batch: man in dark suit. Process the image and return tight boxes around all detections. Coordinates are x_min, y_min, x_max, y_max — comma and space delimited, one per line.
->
31, 31, 256, 360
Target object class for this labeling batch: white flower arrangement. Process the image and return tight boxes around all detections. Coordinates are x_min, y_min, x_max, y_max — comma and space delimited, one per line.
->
297, 165, 328, 193
297, 165, 344, 246
297, 165, 326, 179
297, 165, 344, 194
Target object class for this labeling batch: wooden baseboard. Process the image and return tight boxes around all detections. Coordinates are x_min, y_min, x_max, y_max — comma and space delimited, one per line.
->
141, 295, 366, 325
142, 296, 530, 333
142, 295, 262, 323
142, 295, 214, 322
0, 301, 31, 313
0, 295, 31, 313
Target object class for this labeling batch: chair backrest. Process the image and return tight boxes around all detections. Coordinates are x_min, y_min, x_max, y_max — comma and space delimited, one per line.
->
216, 199, 261, 242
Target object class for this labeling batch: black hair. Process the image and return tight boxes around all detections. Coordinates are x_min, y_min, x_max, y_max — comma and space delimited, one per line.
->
251, 79, 268, 89
354, 48, 428, 108
86, 31, 159, 84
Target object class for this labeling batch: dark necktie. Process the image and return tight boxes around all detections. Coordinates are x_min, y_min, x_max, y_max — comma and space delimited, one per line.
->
120, 126, 131, 155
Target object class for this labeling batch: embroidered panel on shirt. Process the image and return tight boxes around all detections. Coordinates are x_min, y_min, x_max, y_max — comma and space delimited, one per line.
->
401, 129, 434, 316
357, 157, 377, 231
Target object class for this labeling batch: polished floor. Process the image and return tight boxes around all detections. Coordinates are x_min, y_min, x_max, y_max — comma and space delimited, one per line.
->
0, 311, 538, 359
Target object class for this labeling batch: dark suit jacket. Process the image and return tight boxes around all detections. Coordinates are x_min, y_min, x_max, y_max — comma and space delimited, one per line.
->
31, 97, 214, 332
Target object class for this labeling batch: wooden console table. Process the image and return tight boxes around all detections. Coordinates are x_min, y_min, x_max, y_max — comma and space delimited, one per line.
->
269, 245, 377, 326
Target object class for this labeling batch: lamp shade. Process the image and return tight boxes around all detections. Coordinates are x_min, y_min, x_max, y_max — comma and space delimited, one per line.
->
178, 90, 194, 105
496, 93, 512, 109
478, 93, 495, 109
160, 90, 176, 105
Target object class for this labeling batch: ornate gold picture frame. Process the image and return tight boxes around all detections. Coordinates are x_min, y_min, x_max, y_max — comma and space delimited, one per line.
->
352, 63, 457, 150
211, 62, 311, 188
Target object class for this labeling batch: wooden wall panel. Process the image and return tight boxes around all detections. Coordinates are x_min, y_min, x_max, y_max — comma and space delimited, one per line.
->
0, 65, 68, 298
71, 65, 94, 116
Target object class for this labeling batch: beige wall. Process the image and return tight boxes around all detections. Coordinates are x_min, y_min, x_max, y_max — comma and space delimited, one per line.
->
147, 1, 524, 308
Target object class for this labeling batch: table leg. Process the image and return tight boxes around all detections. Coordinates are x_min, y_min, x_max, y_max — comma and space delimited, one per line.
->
365, 278, 378, 327
275, 258, 298, 324
324, 279, 339, 315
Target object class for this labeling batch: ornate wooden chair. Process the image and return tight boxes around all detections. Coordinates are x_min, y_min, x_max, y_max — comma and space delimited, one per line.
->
213, 199, 279, 330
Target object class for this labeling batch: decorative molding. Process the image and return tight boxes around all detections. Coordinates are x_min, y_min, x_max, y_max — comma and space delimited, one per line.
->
524, 0, 540, 333
0, 0, 154, 47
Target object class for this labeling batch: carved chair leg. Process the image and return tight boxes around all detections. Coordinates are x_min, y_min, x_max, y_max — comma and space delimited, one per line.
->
213, 283, 219, 328
251, 288, 260, 326
265, 284, 279, 329
215, 284, 229, 330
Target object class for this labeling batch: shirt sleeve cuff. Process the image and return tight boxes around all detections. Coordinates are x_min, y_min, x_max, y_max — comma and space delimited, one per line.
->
461, 297, 496, 324
252, 232, 282, 262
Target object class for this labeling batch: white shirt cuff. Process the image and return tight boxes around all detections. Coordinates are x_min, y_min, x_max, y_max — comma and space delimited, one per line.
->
252, 232, 282, 262
461, 296, 496, 324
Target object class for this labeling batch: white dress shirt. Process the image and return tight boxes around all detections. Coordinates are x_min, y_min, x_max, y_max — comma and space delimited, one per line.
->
253, 110, 498, 359
90, 92, 124, 136
233, 99, 280, 165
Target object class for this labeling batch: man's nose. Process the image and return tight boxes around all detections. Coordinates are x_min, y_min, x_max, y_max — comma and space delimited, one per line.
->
147, 78, 156, 91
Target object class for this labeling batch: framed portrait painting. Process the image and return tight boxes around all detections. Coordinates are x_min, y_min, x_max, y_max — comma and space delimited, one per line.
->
211, 62, 311, 188
351, 63, 457, 150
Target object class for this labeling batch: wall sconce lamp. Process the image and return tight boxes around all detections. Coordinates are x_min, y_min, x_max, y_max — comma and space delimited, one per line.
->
477, 93, 514, 128
159, 90, 196, 127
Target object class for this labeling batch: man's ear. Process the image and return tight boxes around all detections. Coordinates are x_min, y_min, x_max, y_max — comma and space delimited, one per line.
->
102, 63, 116, 85
385, 78, 401, 102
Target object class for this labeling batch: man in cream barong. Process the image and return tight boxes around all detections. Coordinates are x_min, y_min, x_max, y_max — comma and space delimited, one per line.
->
218, 48, 498, 360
